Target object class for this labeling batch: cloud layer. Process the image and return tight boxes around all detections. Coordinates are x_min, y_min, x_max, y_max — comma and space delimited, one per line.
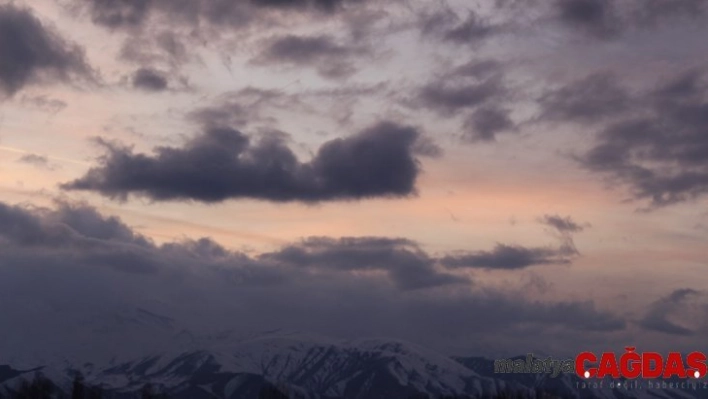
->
0, 200, 625, 358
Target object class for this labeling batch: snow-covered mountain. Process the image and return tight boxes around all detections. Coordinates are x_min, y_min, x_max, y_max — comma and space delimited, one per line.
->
1, 329, 705, 399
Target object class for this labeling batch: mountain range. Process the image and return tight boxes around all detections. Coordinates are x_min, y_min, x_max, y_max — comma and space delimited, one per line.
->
1, 326, 705, 399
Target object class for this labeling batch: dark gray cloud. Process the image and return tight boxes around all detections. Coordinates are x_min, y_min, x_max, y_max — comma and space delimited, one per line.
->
253, 34, 365, 79
68, 0, 372, 72
579, 70, 708, 207
261, 237, 467, 290
250, 0, 360, 13
17, 154, 57, 170
419, 9, 498, 46
0, 199, 626, 355
451, 59, 504, 80
18, 153, 49, 165
0, 4, 91, 96
539, 214, 588, 256
652, 68, 708, 101
62, 122, 432, 203
261, 35, 351, 63
441, 215, 586, 270
80, 0, 364, 31
187, 83, 390, 130
132, 67, 168, 91
552, 0, 708, 40
537, 73, 632, 124
634, 0, 707, 27
186, 83, 396, 137
405, 59, 514, 144
408, 57, 508, 123
463, 106, 515, 141
442, 11, 497, 44
416, 74, 505, 116
86, 0, 152, 29
441, 244, 573, 270
19, 95, 68, 113
51, 202, 152, 246
186, 87, 300, 128
0, 201, 65, 247
638, 288, 700, 336
536, 69, 708, 207
0, 200, 157, 274
188, 99, 250, 128
80, 0, 210, 30
540, 215, 586, 233
554, 0, 620, 39
120, 31, 190, 65
0, 200, 260, 277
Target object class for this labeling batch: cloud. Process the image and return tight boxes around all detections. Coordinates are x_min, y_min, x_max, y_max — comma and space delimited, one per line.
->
19, 95, 68, 113
187, 83, 390, 129
261, 237, 467, 290
539, 214, 589, 256
86, 0, 152, 29
62, 122, 434, 203
635, 0, 707, 27
253, 34, 366, 79
18, 154, 49, 166
188, 99, 250, 128
186, 87, 297, 128
80, 0, 364, 31
250, 0, 361, 13
260, 35, 351, 62
66, 0, 376, 70
551, 0, 708, 40
0, 200, 626, 356
440, 244, 573, 270
406, 58, 510, 144
120, 30, 190, 65
419, 9, 498, 46
638, 288, 701, 336
416, 73, 505, 116
17, 154, 58, 171
578, 70, 708, 207
0, 4, 92, 96
537, 69, 708, 207
539, 214, 586, 233
451, 59, 504, 80
537, 73, 632, 124
132, 67, 168, 91
463, 106, 515, 142
652, 68, 705, 100
442, 12, 498, 44
0, 200, 153, 268
184, 82, 394, 135
554, 0, 620, 39
423, 59, 517, 142
441, 215, 587, 270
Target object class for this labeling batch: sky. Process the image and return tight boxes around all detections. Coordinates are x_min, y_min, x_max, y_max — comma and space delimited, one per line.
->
1, 0, 708, 361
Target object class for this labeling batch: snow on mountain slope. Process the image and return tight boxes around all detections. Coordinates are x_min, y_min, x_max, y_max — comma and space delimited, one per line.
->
53, 330, 496, 398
